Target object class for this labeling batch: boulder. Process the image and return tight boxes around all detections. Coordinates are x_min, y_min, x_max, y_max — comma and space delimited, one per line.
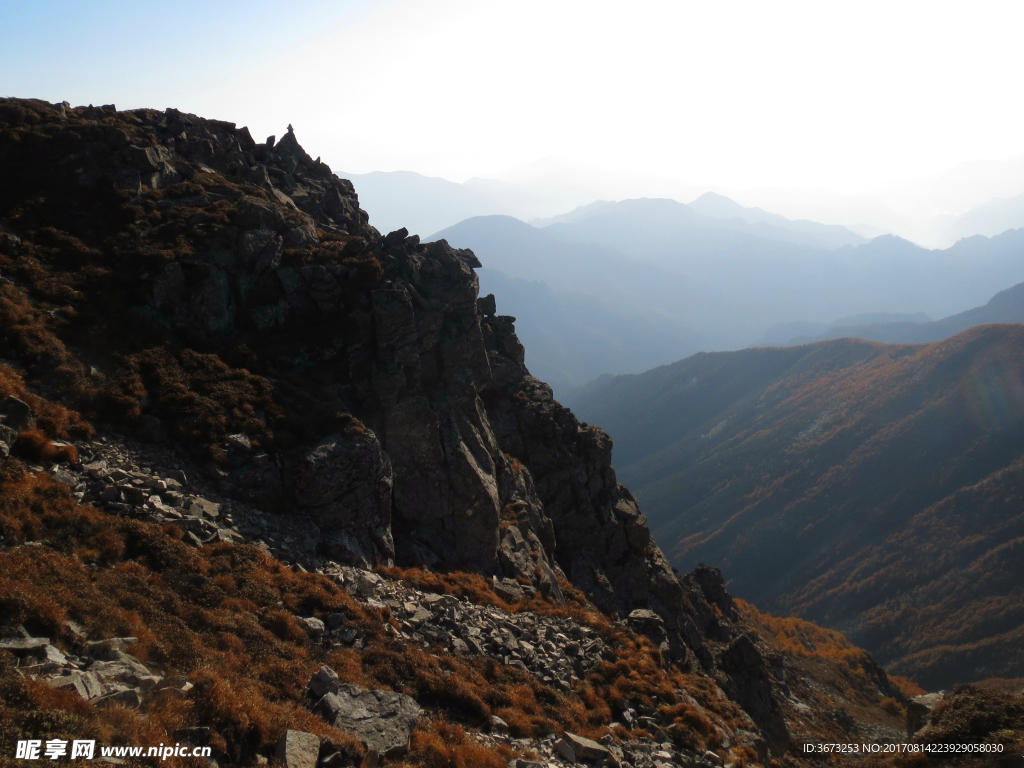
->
181, 497, 220, 520
477, 293, 497, 317
307, 665, 340, 698
553, 738, 576, 763
283, 221, 318, 249
492, 577, 524, 602
907, 692, 944, 736
313, 685, 421, 757
300, 617, 325, 640
274, 730, 319, 768
47, 672, 103, 700
562, 732, 610, 762
626, 608, 670, 652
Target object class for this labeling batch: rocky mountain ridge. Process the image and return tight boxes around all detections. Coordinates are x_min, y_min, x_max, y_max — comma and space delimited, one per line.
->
0, 97, 945, 767
0, 96, 752, 685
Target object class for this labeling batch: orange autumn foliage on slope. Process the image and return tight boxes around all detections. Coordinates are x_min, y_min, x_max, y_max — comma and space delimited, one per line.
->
574, 326, 1024, 689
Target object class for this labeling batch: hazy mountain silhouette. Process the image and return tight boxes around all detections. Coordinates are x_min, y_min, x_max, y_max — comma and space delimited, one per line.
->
934, 189, 1024, 246
565, 326, 1024, 688
429, 215, 739, 392
477, 269, 699, 394
533, 205, 1024, 322
342, 169, 600, 239
787, 280, 1024, 345
340, 170, 510, 238
757, 312, 931, 346
687, 192, 867, 249
433, 206, 1024, 391
538, 196, 865, 251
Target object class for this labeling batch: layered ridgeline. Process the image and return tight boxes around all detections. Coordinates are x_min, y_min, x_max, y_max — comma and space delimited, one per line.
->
0, 98, 942, 767
432, 203, 1024, 393
567, 326, 1024, 690
781, 280, 1024, 346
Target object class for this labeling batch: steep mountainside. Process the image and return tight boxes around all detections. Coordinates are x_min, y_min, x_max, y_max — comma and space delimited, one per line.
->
0, 97, 944, 767
566, 328, 1024, 688
0, 97, 711, 668
788, 281, 1024, 346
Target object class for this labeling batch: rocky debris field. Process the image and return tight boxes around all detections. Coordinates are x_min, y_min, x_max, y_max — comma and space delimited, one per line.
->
8, 421, 325, 568
325, 564, 614, 693
294, 660, 730, 768
303, 568, 762, 767
0, 422, 743, 767
0, 628, 185, 712
2, 453, 753, 768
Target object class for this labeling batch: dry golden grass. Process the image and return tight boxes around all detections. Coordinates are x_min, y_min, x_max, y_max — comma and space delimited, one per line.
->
378, 565, 758, 753
0, 364, 93, 442
0, 453, 384, 765
738, 598, 889, 683
0, 451, 617, 764
395, 719, 515, 768
888, 674, 927, 697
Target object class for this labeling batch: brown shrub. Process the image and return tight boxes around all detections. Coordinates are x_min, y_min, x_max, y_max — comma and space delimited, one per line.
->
12, 428, 79, 464
889, 674, 927, 697
402, 718, 511, 768
0, 364, 93, 441
880, 697, 904, 716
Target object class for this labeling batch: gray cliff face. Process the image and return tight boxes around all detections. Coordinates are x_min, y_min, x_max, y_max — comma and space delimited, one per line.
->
0, 101, 786, 745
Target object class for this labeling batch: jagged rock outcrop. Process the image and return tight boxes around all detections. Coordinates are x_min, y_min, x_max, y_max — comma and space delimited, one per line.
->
0, 98, 793, 749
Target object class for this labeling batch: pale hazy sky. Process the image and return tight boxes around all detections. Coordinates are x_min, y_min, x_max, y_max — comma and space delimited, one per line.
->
3, 0, 1024, 200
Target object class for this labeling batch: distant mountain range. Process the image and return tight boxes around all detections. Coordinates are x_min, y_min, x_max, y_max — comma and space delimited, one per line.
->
535, 194, 867, 250
430, 214, 728, 393
687, 192, 867, 248
431, 200, 1024, 393
933, 189, 1024, 247
757, 312, 932, 347
564, 325, 1024, 689
340, 161, 1024, 251
343, 168, 872, 248
777, 281, 1024, 345
340, 170, 599, 238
